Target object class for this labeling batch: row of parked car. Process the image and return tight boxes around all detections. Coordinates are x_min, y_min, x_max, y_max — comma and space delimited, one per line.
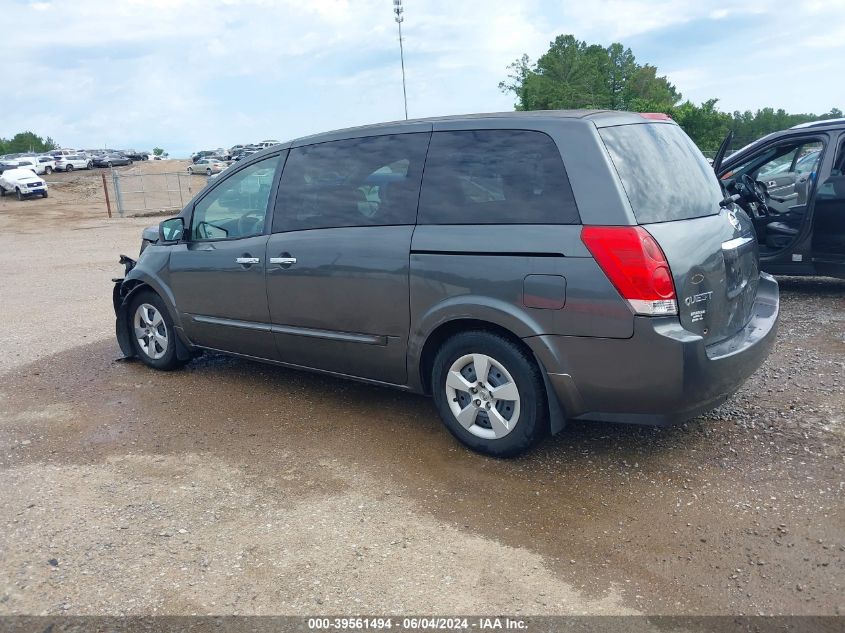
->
0, 148, 153, 176
187, 141, 280, 180
190, 140, 280, 166
0, 148, 154, 200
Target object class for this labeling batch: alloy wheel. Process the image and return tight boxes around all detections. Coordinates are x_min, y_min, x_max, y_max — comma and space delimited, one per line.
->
133, 303, 168, 360
445, 353, 521, 440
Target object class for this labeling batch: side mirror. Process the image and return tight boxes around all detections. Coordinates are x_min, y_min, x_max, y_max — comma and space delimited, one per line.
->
159, 217, 185, 243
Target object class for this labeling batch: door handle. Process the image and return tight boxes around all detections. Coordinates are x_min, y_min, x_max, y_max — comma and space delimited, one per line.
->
236, 257, 260, 265
270, 256, 297, 267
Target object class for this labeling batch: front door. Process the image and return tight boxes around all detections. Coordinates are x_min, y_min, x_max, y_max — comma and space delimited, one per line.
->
169, 154, 283, 359
812, 136, 845, 274
265, 132, 431, 384
720, 137, 824, 262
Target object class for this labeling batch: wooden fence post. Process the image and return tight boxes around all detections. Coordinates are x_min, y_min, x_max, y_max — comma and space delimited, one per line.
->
101, 172, 112, 218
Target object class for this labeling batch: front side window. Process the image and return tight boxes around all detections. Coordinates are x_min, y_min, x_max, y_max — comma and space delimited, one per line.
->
191, 154, 281, 240
731, 141, 823, 180
273, 133, 430, 232
722, 139, 824, 211
417, 130, 578, 225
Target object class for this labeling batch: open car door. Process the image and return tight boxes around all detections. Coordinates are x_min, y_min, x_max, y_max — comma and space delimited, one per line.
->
712, 130, 734, 175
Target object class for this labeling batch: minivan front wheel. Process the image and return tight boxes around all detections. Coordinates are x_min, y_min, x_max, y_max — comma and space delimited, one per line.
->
128, 291, 184, 370
432, 331, 547, 457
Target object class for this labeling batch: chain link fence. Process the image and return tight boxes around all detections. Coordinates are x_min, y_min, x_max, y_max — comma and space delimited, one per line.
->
110, 167, 204, 217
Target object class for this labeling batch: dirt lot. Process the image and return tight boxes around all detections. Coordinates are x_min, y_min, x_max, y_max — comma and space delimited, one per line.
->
0, 165, 843, 616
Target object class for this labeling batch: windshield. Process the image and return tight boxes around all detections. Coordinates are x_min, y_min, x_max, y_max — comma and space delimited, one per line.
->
599, 123, 724, 224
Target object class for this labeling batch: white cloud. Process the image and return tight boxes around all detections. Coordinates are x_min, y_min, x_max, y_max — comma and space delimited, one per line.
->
2, 0, 843, 155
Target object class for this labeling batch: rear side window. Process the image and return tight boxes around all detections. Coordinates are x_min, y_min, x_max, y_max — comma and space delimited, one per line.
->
417, 130, 578, 225
273, 133, 430, 232
599, 123, 723, 224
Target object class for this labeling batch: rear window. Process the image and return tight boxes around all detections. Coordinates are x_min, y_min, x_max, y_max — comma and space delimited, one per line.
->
417, 130, 579, 225
599, 123, 723, 224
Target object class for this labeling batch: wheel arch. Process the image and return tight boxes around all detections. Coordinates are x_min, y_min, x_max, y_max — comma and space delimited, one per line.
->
414, 316, 568, 435
114, 275, 191, 361
417, 318, 528, 396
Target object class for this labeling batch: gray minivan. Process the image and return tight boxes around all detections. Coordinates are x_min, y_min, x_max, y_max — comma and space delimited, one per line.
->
113, 110, 779, 457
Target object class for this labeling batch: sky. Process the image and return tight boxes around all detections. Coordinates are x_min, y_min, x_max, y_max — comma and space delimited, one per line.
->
2, 0, 844, 157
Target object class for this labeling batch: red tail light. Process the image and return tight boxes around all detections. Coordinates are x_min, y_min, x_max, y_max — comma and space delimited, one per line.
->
581, 226, 678, 316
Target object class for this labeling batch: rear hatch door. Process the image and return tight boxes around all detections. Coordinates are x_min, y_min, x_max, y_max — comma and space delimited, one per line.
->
599, 121, 760, 344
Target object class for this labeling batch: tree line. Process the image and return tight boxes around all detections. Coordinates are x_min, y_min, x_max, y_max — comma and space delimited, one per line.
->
0, 131, 58, 155
500, 35, 842, 153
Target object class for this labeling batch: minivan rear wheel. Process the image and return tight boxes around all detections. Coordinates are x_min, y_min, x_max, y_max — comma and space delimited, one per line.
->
431, 331, 547, 457
128, 291, 185, 371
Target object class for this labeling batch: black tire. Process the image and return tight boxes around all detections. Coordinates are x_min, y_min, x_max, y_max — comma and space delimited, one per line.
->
206, 168, 212, 176
16, 188, 22, 201
45, 166, 52, 175
42, 191, 48, 198
127, 291, 186, 371
66, 164, 74, 172
431, 331, 548, 457
0, 186, 5, 197
107, 162, 113, 168
87, 162, 93, 169
187, 167, 193, 175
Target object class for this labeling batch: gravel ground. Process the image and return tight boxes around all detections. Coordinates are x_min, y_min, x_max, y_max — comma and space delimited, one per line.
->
0, 171, 842, 615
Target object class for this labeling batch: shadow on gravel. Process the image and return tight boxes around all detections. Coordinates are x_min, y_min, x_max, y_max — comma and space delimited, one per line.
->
0, 339, 713, 473
775, 275, 845, 296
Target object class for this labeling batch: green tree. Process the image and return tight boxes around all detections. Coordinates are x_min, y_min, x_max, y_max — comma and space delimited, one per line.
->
724, 107, 842, 150
669, 99, 732, 151
500, 35, 680, 112
501, 36, 841, 151
0, 131, 58, 154
152, 147, 165, 156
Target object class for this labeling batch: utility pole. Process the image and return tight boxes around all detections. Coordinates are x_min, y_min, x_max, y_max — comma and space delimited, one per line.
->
393, 0, 408, 120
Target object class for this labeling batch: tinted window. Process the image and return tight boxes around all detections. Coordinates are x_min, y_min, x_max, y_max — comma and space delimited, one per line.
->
599, 123, 723, 224
273, 133, 429, 232
191, 154, 281, 240
417, 130, 578, 225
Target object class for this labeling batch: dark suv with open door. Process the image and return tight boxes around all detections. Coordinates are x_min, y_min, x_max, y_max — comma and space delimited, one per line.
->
717, 118, 845, 279
113, 111, 779, 457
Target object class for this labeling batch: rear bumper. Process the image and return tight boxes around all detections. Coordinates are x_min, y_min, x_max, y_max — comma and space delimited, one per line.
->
527, 273, 779, 426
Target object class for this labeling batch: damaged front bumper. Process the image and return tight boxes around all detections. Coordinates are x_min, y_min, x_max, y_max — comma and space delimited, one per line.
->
112, 255, 139, 358
112, 254, 192, 362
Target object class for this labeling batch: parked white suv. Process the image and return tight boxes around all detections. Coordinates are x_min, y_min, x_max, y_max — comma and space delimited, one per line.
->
13, 157, 41, 174
0, 168, 48, 199
36, 155, 56, 174
13, 156, 55, 175
54, 154, 93, 172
